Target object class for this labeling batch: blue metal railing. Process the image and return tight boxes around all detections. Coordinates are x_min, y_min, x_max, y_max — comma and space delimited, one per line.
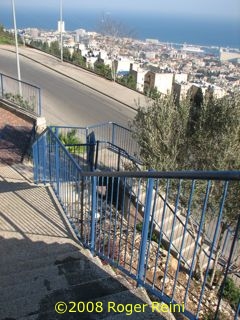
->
33, 126, 240, 320
51, 122, 141, 163
0, 72, 41, 116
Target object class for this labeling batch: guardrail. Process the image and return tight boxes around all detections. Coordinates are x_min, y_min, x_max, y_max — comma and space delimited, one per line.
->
51, 122, 141, 163
33, 126, 240, 320
0, 72, 41, 116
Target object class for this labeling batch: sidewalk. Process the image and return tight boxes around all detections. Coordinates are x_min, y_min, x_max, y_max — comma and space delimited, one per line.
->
0, 45, 149, 110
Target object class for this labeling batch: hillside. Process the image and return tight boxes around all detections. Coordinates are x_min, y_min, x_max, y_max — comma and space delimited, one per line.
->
0, 24, 16, 45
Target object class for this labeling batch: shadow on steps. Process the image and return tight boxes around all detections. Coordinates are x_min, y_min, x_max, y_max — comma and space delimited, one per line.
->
0, 235, 166, 320
0, 171, 167, 320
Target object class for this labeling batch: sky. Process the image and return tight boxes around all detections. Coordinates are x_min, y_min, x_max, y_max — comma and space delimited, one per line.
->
1, 0, 240, 20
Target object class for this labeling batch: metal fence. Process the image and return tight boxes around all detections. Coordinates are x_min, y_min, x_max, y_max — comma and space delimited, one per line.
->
0, 72, 41, 116
33, 127, 240, 320
51, 122, 141, 163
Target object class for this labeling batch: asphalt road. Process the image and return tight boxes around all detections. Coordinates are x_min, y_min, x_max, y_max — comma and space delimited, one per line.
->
0, 49, 136, 127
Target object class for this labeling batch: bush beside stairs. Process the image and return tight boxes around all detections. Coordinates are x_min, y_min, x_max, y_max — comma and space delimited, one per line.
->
0, 161, 172, 320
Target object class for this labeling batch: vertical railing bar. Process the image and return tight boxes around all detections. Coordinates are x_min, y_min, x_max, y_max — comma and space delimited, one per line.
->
90, 176, 97, 254
117, 177, 126, 266
163, 179, 182, 293
94, 176, 99, 251
172, 180, 196, 299
117, 148, 121, 171
153, 178, 170, 289
221, 227, 230, 258
95, 140, 99, 170
184, 180, 211, 306
107, 177, 114, 259
33, 138, 39, 183
80, 177, 84, 239
144, 183, 157, 283
0, 73, 4, 97
129, 177, 140, 274
196, 181, 229, 318
234, 300, 240, 320
102, 177, 108, 256
42, 134, 47, 184
97, 176, 104, 254
87, 177, 91, 244
123, 177, 133, 269
112, 122, 115, 145
112, 177, 120, 263
138, 177, 154, 285
64, 148, 67, 213
38, 87, 42, 116
120, 177, 127, 264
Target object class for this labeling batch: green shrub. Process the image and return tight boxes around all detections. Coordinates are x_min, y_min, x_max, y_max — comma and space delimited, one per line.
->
58, 129, 85, 154
220, 277, 240, 310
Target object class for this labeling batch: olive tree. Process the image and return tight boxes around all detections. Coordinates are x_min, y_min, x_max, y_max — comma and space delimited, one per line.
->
130, 91, 240, 287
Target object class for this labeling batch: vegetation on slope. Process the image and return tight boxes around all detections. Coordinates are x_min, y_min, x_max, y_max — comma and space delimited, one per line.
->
0, 24, 16, 45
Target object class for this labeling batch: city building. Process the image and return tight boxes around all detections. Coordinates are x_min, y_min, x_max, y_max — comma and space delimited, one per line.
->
144, 72, 174, 95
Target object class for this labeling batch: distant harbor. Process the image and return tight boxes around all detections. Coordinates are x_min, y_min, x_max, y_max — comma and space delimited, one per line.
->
0, 7, 239, 48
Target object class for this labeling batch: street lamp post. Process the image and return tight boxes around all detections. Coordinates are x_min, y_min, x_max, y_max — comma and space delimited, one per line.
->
11, 0, 22, 95
60, 0, 63, 62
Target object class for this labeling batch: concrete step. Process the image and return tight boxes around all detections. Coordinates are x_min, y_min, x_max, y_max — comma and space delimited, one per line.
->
0, 244, 83, 276
0, 160, 31, 183
0, 252, 116, 295
0, 275, 130, 319
0, 238, 84, 272
184, 242, 210, 271
17, 288, 168, 320
172, 230, 195, 251
0, 257, 118, 304
10, 161, 34, 183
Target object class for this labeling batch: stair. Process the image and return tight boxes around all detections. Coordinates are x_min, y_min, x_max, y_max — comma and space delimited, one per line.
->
0, 161, 171, 320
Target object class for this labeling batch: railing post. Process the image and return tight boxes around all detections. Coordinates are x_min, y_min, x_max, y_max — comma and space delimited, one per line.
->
87, 131, 96, 171
112, 123, 115, 145
138, 177, 154, 285
33, 140, 39, 183
0, 73, 4, 97
42, 135, 47, 184
55, 129, 60, 194
117, 148, 121, 171
95, 140, 99, 170
38, 87, 42, 116
90, 176, 97, 254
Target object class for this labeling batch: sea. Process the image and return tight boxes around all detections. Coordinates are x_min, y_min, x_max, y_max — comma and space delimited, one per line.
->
1, 7, 240, 49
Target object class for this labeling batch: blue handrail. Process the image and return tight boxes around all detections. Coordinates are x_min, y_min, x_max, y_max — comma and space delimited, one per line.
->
33, 126, 240, 320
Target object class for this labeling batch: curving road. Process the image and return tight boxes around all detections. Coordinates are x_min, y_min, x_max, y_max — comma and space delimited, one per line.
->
0, 49, 136, 127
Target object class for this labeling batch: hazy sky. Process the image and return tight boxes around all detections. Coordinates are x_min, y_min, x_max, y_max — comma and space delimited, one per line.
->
1, 0, 240, 19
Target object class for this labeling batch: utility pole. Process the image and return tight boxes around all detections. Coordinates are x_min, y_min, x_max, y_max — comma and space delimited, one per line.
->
60, 0, 63, 62
11, 0, 22, 95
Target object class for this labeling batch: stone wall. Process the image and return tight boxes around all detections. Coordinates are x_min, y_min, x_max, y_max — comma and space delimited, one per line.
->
0, 101, 46, 164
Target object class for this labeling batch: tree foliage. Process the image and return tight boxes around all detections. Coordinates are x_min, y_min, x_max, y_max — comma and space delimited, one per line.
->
94, 62, 112, 79
131, 92, 240, 172
0, 24, 21, 45
131, 92, 240, 286
71, 50, 86, 67
118, 74, 137, 90
131, 94, 190, 171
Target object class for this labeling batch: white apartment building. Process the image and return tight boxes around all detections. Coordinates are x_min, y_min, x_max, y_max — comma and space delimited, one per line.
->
130, 64, 148, 93
144, 72, 174, 95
